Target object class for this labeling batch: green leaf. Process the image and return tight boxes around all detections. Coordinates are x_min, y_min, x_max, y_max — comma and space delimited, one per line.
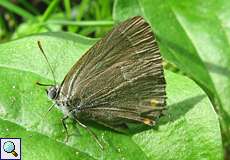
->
0, 32, 223, 159
0, 119, 94, 160
114, 0, 230, 147
113, 0, 143, 22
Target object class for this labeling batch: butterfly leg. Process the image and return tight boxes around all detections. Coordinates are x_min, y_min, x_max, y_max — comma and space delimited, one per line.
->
71, 119, 81, 136
74, 118, 104, 150
61, 115, 70, 143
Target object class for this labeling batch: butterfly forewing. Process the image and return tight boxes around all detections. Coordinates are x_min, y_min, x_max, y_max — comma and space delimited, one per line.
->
58, 16, 166, 132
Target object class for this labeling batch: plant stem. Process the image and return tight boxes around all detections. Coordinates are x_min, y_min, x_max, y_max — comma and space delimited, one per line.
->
40, 0, 60, 22
45, 20, 115, 27
64, 0, 71, 19
0, 0, 34, 20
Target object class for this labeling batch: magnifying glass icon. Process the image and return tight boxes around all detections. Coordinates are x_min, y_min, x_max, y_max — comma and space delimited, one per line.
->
3, 141, 18, 157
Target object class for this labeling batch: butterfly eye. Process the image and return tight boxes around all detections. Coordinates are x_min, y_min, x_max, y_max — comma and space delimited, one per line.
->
47, 86, 57, 100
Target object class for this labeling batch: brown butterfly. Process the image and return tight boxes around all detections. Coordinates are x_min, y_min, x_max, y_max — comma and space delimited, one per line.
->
38, 16, 166, 149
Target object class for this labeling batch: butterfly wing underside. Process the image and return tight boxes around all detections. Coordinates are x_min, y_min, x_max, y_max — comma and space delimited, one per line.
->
59, 16, 166, 132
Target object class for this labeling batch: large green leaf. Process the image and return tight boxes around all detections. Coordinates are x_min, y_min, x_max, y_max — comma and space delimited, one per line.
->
114, 0, 230, 146
0, 32, 222, 159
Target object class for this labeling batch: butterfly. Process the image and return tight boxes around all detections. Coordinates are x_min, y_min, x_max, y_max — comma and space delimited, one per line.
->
38, 16, 166, 149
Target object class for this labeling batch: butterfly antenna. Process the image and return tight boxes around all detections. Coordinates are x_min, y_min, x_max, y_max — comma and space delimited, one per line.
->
36, 81, 54, 86
37, 41, 57, 85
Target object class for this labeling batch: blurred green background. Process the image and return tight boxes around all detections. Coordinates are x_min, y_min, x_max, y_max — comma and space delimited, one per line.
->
0, 0, 114, 41
0, 0, 229, 160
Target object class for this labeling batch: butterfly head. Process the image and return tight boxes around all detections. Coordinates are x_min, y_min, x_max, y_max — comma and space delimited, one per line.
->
46, 85, 59, 100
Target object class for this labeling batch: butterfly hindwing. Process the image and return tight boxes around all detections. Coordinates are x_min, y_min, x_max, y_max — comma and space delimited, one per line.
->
59, 16, 166, 131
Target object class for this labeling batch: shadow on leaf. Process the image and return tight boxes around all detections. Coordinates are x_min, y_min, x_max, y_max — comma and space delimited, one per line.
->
159, 94, 206, 125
